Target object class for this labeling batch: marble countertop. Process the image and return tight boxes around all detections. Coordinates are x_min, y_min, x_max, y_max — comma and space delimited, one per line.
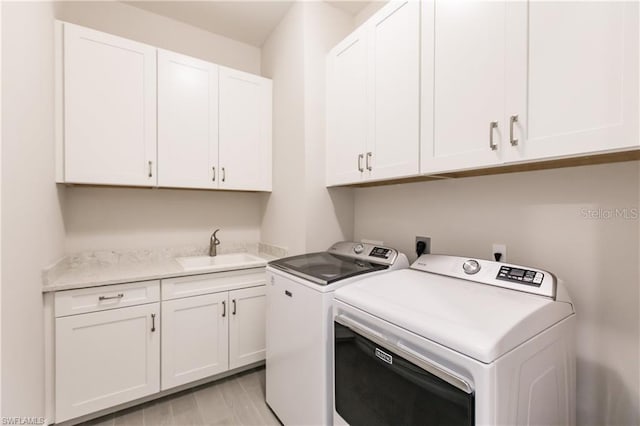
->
43, 243, 286, 293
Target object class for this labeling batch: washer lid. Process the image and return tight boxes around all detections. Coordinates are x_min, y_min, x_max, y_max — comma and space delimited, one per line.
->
334, 268, 574, 364
268, 252, 388, 286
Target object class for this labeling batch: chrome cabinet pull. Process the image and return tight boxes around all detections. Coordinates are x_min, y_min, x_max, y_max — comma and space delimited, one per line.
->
222, 167, 226, 182
222, 300, 226, 317
366, 152, 373, 171
509, 115, 519, 146
212, 166, 216, 182
151, 313, 156, 332
98, 293, 124, 301
489, 121, 498, 151
232, 299, 237, 315
148, 161, 153, 178
357, 154, 364, 172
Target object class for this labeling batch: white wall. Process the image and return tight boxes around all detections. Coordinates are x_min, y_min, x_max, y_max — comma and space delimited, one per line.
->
1, 1, 65, 416
53, 1, 265, 253
260, 1, 355, 255
354, 161, 640, 425
260, 3, 307, 255
54, 1, 261, 74
302, 2, 355, 252
64, 187, 262, 253
354, 1, 387, 27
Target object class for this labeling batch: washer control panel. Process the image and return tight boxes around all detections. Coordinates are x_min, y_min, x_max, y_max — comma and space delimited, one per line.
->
369, 247, 392, 259
497, 266, 544, 287
329, 241, 400, 265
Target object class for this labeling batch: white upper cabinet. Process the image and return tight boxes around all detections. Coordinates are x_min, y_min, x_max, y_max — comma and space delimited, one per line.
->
62, 23, 157, 186
422, 0, 505, 173
326, 28, 368, 186
158, 50, 219, 189
57, 21, 272, 191
505, 1, 639, 163
421, 1, 639, 175
368, 0, 420, 181
219, 67, 273, 191
326, 1, 420, 186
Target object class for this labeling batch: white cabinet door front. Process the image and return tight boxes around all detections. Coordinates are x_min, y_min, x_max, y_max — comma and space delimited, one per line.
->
229, 286, 266, 370
326, 28, 368, 186
161, 292, 229, 390
506, 1, 639, 162
63, 23, 157, 186
55, 304, 160, 422
423, 0, 505, 173
158, 50, 219, 189
218, 67, 272, 191
367, 0, 420, 181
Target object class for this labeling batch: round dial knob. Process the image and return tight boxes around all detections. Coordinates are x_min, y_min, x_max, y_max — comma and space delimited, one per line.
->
353, 244, 365, 254
462, 259, 481, 275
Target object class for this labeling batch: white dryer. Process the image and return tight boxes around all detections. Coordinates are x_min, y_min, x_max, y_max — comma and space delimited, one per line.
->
266, 242, 409, 426
333, 254, 576, 426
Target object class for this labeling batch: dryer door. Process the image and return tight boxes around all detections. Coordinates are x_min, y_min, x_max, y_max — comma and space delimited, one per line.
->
334, 320, 474, 426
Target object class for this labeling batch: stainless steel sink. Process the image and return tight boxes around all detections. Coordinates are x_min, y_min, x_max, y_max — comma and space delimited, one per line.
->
176, 253, 266, 272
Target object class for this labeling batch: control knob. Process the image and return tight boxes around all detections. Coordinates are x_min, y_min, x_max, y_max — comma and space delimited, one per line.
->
353, 244, 365, 254
462, 259, 481, 275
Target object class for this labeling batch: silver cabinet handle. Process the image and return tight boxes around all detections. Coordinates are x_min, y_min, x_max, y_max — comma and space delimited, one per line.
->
366, 152, 373, 171
232, 299, 237, 315
222, 300, 226, 317
489, 121, 498, 151
222, 167, 226, 182
151, 313, 156, 332
509, 115, 519, 146
98, 293, 124, 301
212, 166, 216, 182
357, 154, 364, 172
148, 161, 153, 178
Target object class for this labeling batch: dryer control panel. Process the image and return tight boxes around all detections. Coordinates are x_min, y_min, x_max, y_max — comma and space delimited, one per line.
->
411, 255, 557, 299
497, 266, 544, 286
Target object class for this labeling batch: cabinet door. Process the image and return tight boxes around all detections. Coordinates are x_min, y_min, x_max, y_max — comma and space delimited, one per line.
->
422, 0, 505, 173
55, 304, 160, 422
158, 50, 219, 189
506, 1, 639, 162
63, 23, 157, 186
326, 28, 368, 186
218, 67, 272, 191
161, 292, 229, 390
229, 286, 266, 370
367, 0, 420, 181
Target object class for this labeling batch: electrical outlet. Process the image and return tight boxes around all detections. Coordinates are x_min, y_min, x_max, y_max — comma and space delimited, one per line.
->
492, 243, 507, 262
415, 236, 431, 257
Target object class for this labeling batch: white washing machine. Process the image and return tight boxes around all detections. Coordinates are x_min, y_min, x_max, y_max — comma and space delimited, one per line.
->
265, 241, 409, 426
333, 254, 576, 426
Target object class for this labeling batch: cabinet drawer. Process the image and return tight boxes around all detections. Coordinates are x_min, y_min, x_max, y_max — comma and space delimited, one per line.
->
162, 268, 266, 301
55, 281, 160, 317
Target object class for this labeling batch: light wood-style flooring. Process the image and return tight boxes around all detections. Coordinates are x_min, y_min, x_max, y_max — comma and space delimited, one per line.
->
80, 368, 281, 426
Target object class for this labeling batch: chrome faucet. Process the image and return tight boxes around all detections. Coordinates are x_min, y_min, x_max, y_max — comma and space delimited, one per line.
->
210, 229, 221, 257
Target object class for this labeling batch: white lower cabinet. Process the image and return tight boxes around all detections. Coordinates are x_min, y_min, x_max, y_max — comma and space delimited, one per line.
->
160, 273, 267, 391
55, 303, 160, 422
53, 271, 266, 423
229, 286, 267, 369
161, 292, 229, 390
